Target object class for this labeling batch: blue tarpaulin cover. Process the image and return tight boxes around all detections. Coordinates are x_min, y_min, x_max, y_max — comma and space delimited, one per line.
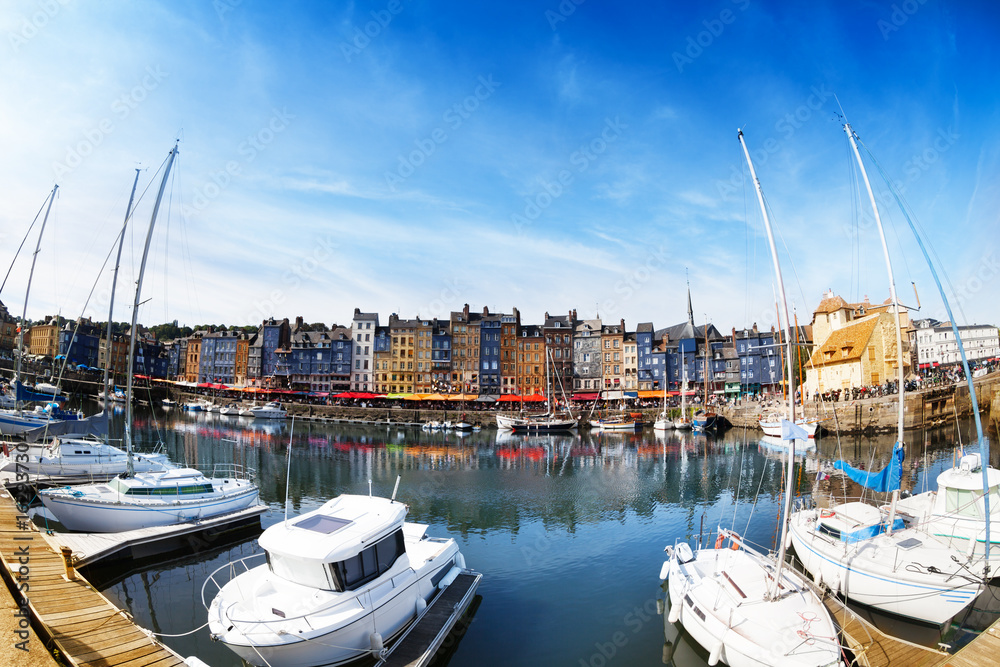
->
834, 441, 904, 493
14, 381, 67, 402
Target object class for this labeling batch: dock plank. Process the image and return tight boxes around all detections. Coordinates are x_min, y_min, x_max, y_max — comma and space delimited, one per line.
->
380, 572, 480, 667
0, 489, 188, 667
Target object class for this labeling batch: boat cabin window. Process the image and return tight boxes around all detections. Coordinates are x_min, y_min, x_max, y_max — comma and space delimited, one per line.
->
946, 487, 984, 519
817, 523, 841, 540
329, 528, 406, 591
109, 478, 215, 496
266, 552, 337, 590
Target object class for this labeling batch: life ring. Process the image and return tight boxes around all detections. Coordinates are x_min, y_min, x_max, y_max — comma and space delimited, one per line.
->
729, 533, 740, 550
819, 509, 835, 519
715, 533, 726, 549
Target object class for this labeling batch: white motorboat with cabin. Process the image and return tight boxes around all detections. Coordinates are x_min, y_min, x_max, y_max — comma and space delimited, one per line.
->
760, 412, 820, 438
251, 401, 288, 419
205, 492, 475, 667
0, 435, 171, 478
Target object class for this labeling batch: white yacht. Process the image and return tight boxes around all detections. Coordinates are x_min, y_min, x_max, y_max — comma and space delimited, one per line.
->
39, 465, 259, 532
251, 401, 288, 419
760, 413, 820, 438
0, 435, 171, 478
206, 493, 475, 667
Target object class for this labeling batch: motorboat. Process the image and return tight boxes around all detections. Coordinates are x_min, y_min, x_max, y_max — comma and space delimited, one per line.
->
219, 405, 240, 416
893, 452, 1000, 570
590, 413, 641, 431
760, 412, 820, 438
205, 493, 476, 667
0, 435, 171, 479
161, 398, 177, 407
251, 401, 288, 419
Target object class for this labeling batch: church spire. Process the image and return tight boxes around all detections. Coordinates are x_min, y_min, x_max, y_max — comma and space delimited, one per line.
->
686, 269, 694, 326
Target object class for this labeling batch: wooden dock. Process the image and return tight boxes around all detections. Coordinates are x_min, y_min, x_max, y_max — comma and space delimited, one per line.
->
820, 592, 948, 667
379, 571, 481, 667
40, 504, 266, 567
936, 617, 1000, 666
0, 488, 188, 667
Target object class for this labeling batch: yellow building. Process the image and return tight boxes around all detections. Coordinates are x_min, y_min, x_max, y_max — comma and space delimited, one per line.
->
185, 334, 202, 383
28, 317, 60, 358
623, 332, 638, 390
388, 315, 416, 394
600, 320, 626, 391
516, 325, 546, 396
805, 290, 910, 395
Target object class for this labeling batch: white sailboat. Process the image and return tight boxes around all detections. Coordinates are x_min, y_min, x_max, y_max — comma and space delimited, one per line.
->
660, 129, 840, 667
39, 145, 260, 533
674, 361, 692, 430
787, 122, 986, 626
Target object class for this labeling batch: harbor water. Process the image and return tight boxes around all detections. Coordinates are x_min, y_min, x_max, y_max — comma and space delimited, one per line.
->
78, 405, 996, 666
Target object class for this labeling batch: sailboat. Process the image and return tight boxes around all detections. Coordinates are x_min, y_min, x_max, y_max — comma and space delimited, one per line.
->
652, 374, 672, 431
660, 129, 840, 667
2, 170, 174, 480
787, 122, 986, 625
39, 145, 260, 533
496, 349, 577, 432
674, 360, 692, 430
692, 321, 719, 431
0, 186, 107, 440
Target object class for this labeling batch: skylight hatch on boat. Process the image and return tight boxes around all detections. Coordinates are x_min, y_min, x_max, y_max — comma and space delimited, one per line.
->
295, 514, 353, 534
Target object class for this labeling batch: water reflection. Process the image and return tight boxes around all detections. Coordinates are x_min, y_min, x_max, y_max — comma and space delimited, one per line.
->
80, 405, 995, 667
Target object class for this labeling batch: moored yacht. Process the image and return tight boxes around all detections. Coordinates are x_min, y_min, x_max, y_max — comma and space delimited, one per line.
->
0, 435, 171, 479
39, 465, 259, 532
251, 401, 288, 419
205, 493, 475, 667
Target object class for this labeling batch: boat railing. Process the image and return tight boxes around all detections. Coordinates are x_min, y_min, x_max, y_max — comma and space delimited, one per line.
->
200, 551, 266, 611
206, 462, 257, 481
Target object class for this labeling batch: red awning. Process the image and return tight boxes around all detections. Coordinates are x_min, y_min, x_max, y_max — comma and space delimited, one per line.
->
572, 392, 600, 401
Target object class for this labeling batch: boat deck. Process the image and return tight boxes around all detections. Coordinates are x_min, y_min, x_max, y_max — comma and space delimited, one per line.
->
379, 571, 481, 667
0, 487, 188, 667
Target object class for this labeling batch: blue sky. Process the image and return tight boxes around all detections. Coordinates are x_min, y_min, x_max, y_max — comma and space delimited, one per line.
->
1, 0, 997, 335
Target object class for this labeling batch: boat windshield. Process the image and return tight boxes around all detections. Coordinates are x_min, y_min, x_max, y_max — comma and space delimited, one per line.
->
266, 528, 406, 592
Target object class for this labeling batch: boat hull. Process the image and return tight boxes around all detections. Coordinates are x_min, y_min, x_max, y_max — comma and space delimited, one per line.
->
788, 508, 983, 625
665, 546, 840, 667
39, 483, 259, 532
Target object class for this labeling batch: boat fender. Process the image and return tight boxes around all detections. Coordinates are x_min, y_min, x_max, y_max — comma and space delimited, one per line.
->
416, 597, 426, 614
813, 570, 823, 588
455, 553, 466, 570
438, 566, 461, 590
658, 561, 670, 581
708, 641, 724, 666
369, 632, 384, 658
667, 602, 681, 625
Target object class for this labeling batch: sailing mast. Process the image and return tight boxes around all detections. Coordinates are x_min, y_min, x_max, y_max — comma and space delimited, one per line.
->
845, 123, 906, 534
102, 169, 141, 406
738, 128, 796, 597
14, 185, 58, 411
124, 145, 178, 476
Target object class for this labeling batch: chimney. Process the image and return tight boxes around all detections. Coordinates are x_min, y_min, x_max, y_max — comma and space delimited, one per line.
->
463, 303, 470, 319
295, 316, 304, 330
544, 311, 550, 320
620, 318, 625, 331
483, 306, 489, 316
354, 307, 360, 316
